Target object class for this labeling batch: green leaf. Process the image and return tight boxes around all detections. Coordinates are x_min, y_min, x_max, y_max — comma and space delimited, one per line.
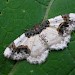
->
0, 0, 75, 75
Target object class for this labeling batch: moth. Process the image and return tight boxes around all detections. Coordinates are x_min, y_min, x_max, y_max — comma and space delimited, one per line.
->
4, 13, 75, 64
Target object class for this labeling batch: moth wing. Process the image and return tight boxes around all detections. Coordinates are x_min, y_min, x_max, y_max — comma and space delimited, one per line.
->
40, 27, 62, 47
4, 33, 47, 61
4, 33, 29, 60
14, 33, 28, 47
27, 50, 49, 64
26, 34, 49, 64
48, 15, 64, 28
50, 35, 71, 50
40, 27, 71, 50
29, 35, 46, 57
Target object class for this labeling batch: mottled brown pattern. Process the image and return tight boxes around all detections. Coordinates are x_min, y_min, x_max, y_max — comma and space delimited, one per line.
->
57, 14, 70, 35
9, 42, 31, 54
25, 20, 50, 38
15, 45, 31, 54
62, 14, 69, 22
57, 22, 69, 35
9, 42, 16, 49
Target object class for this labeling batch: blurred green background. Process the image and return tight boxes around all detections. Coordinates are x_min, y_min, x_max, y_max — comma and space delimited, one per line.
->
0, 0, 75, 75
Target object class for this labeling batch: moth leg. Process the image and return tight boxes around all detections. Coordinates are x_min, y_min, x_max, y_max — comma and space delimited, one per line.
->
50, 35, 71, 50
27, 50, 49, 64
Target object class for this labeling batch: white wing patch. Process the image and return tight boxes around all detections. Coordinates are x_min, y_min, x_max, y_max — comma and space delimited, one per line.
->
4, 13, 75, 64
48, 15, 64, 28
69, 13, 75, 21
14, 33, 28, 47
40, 27, 62, 46
30, 35, 46, 57
50, 35, 71, 50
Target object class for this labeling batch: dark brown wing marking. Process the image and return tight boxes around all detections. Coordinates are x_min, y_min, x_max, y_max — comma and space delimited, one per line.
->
25, 20, 50, 38
57, 22, 69, 35
9, 42, 16, 49
9, 43, 31, 54
62, 14, 69, 22
57, 14, 70, 35
15, 45, 31, 54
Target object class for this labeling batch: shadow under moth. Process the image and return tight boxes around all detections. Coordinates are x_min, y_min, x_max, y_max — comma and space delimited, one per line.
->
4, 13, 75, 64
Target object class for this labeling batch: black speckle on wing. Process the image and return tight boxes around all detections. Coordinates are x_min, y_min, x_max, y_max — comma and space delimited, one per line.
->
15, 45, 31, 54
9, 45, 31, 60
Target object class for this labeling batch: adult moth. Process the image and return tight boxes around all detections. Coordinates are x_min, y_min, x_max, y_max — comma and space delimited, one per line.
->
4, 13, 75, 64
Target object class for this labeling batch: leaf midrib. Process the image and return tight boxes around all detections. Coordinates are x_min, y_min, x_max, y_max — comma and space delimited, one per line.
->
43, 0, 55, 20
